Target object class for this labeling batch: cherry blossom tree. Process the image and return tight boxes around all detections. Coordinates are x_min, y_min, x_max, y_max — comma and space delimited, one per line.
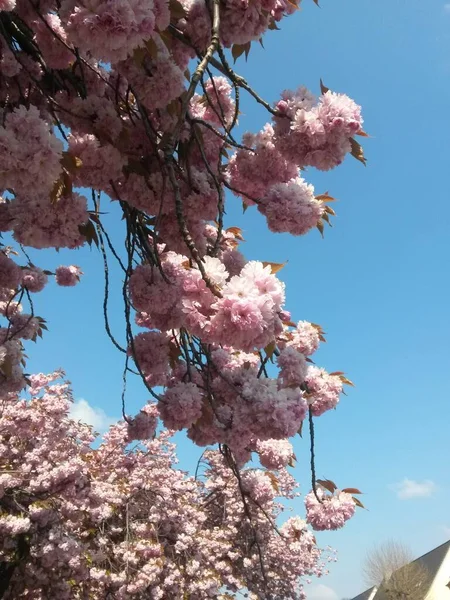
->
0, 0, 367, 596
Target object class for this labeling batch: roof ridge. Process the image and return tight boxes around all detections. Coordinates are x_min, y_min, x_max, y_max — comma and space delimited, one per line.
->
411, 539, 450, 563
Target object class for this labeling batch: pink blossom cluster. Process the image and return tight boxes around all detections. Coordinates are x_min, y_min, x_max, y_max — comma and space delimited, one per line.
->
0, 2, 366, 595
117, 41, 185, 112
257, 438, 294, 470
191, 76, 236, 128
129, 253, 285, 352
6, 192, 89, 250
227, 124, 298, 204
305, 488, 356, 531
59, 0, 168, 64
0, 248, 64, 396
277, 346, 308, 388
55, 265, 82, 286
0, 373, 330, 599
180, 0, 299, 50
273, 88, 363, 171
32, 13, 73, 69
304, 366, 344, 416
127, 243, 349, 456
126, 403, 158, 441
281, 319, 322, 356
21, 266, 49, 293
0, 105, 63, 197
158, 381, 204, 430
228, 87, 362, 234
258, 177, 324, 236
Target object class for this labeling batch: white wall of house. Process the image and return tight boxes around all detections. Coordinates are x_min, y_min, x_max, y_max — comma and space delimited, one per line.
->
427, 549, 450, 600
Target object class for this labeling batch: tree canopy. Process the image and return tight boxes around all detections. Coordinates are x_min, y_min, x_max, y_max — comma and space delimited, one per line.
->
0, 0, 366, 596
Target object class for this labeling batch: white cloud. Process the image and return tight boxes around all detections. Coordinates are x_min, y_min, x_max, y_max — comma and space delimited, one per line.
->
444, 3, 450, 12
306, 584, 339, 600
390, 478, 437, 500
70, 399, 117, 431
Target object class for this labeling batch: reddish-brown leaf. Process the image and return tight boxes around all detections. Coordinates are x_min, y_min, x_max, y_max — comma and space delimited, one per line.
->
261, 261, 287, 274
316, 220, 324, 238
350, 137, 367, 165
316, 479, 337, 493
265, 471, 279, 493
169, 0, 186, 20
232, 44, 246, 62
320, 78, 329, 94
352, 496, 366, 509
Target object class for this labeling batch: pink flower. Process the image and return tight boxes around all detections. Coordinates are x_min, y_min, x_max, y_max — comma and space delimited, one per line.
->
305, 489, 356, 531
117, 45, 185, 111
0, 252, 21, 290
273, 87, 363, 171
241, 470, 276, 504
0, 515, 31, 535
284, 320, 321, 357
257, 439, 294, 470
259, 177, 324, 236
10, 193, 88, 250
0, 105, 63, 197
32, 14, 73, 69
158, 382, 204, 430
126, 404, 158, 441
277, 347, 308, 388
21, 267, 48, 293
191, 77, 235, 128
55, 265, 83, 287
227, 124, 298, 204
0, 0, 15, 10
129, 331, 171, 386
304, 366, 343, 416
60, 0, 159, 64
10, 314, 42, 341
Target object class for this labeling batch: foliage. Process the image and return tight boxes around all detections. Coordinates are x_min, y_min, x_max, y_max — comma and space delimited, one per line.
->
0, 0, 366, 596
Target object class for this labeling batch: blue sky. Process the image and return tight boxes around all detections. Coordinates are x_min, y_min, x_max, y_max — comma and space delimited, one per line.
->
16, 0, 450, 598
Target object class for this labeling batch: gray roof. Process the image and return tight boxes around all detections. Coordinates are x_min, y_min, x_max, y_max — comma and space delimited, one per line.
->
411, 539, 450, 576
350, 587, 377, 600
350, 541, 450, 600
